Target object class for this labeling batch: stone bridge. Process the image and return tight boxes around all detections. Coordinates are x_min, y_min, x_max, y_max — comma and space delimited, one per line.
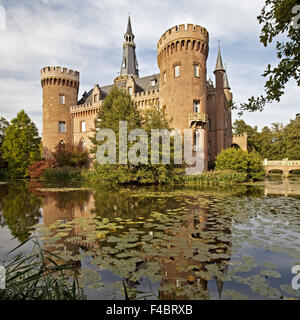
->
263, 158, 300, 177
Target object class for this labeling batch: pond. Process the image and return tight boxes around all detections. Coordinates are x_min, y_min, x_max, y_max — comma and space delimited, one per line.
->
0, 178, 300, 300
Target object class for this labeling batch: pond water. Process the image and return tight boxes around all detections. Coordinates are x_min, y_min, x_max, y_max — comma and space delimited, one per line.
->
0, 177, 300, 300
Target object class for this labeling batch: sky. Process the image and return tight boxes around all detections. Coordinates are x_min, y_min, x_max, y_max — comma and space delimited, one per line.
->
0, 0, 298, 136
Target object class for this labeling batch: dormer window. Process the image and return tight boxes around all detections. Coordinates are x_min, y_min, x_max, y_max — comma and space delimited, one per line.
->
151, 79, 156, 86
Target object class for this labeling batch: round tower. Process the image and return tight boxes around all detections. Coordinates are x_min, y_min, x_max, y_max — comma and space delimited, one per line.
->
157, 24, 209, 171
41, 66, 80, 158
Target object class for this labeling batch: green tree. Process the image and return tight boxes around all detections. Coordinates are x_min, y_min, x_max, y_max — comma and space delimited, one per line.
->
0, 117, 9, 174
89, 87, 180, 184
239, 0, 300, 113
90, 85, 142, 157
1, 110, 41, 179
52, 142, 89, 168
215, 148, 264, 181
283, 116, 300, 158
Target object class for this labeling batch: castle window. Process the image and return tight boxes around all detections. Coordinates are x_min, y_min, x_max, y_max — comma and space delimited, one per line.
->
128, 87, 133, 95
58, 121, 66, 133
163, 71, 166, 83
94, 94, 99, 103
193, 100, 200, 113
194, 64, 200, 77
81, 121, 86, 132
174, 65, 180, 78
122, 59, 126, 68
59, 95, 65, 105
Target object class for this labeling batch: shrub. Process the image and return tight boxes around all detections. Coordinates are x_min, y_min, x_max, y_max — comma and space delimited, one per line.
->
52, 142, 89, 168
215, 148, 264, 181
42, 166, 83, 181
28, 160, 57, 179
182, 170, 248, 185
84, 162, 181, 185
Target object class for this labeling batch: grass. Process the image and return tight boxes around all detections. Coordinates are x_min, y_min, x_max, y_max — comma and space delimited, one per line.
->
181, 170, 248, 185
42, 166, 83, 181
0, 236, 86, 300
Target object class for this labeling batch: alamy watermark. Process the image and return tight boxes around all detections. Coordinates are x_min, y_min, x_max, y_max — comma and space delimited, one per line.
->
0, 263, 5, 289
95, 121, 205, 175
292, 265, 300, 290
292, 5, 300, 29
0, 4, 6, 30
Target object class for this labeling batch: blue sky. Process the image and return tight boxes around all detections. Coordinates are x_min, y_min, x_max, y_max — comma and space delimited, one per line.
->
0, 0, 298, 136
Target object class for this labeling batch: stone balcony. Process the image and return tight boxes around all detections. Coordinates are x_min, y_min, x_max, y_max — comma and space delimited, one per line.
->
188, 112, 208, 128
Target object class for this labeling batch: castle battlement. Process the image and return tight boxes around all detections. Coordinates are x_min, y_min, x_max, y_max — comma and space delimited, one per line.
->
41, 66, 80, 81
233, 133, 248, 138
133, 89, 159, 98
157, 24, 209, 54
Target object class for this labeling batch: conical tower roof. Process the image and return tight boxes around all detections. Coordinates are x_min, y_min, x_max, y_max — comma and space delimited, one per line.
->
214, 43, 225, 73
224, 69, 230, 90
126, 15, 133, 35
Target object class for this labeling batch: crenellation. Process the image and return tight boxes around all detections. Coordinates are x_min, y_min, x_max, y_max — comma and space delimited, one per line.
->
41, 66, 80, 81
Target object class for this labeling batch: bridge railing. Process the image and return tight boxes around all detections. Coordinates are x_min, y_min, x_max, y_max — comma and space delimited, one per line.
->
263, 158, 300, 166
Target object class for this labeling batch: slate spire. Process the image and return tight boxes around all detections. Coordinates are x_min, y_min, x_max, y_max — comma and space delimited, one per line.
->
120, 15, 139, 77
214, 41, 225, 73
223, 68, 230, 90
126, 15, 133, 35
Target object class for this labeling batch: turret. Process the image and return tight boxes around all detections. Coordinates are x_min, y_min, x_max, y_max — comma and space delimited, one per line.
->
157, 23, 210, 171
41, 66, 80, 158
119, 16, 139, 78
213, 44, 226, 153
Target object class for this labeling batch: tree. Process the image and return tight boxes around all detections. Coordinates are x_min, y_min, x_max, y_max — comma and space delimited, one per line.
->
90, 86, 180, 184
283, 115, 300, 158
0, 117, 9, 170
1, 110, 41, 179
239, 0, 300, 113
215, 148, 265, 181
52, 142, 89, 168
90, 85, 142, 157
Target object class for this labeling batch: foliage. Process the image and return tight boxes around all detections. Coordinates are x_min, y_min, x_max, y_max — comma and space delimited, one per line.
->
0, 236, 85, 300
89, 86, 182, 185
42, 166, 83, 181
0, 110, 41, 179
90, 85, 142, 157
239, 0, 300, 113
233, 116, 300, 160
28, 160, 57, 179
52, 142, 89, 168
215, 148, 265, 181
0, 117, 9, 173
181, 170, 248, 185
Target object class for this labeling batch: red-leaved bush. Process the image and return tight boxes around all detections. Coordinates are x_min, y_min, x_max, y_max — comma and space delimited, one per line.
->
28, 160, 57, 179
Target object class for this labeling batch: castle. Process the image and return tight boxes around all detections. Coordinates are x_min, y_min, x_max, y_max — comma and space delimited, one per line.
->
41, 17, 246, 171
